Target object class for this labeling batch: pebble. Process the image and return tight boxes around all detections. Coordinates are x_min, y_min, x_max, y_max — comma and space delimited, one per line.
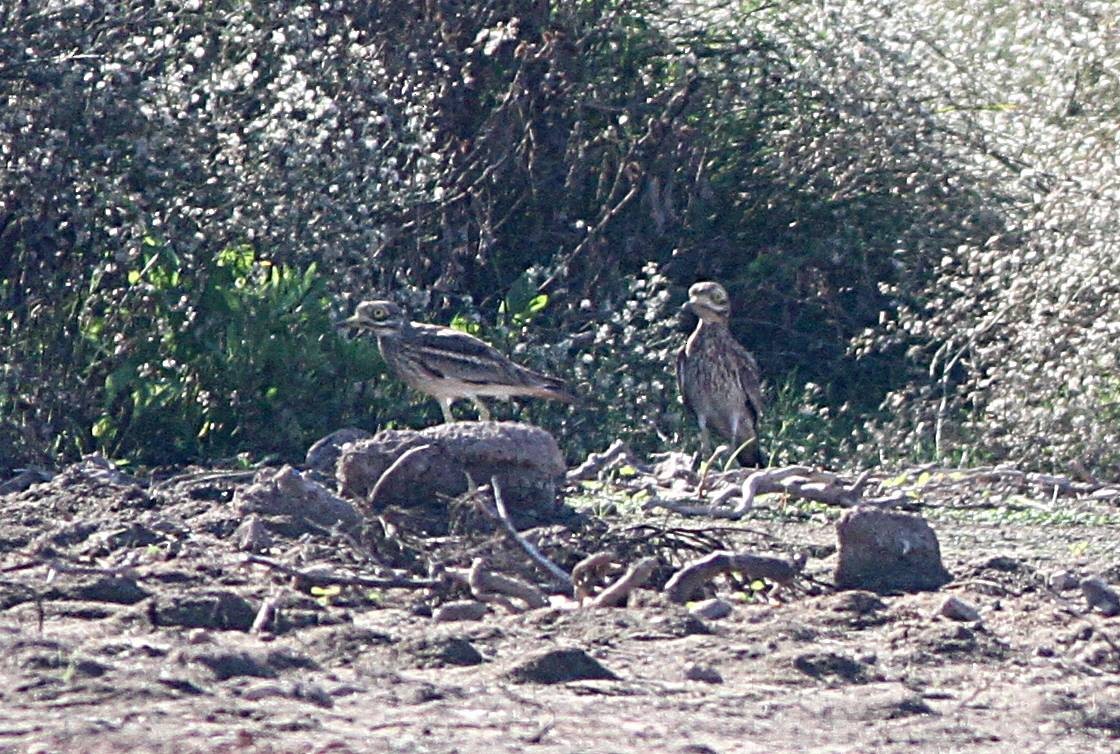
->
1048, 569, 1080, 592
683, 663, 723, 684
689, 598, 732, 621
938, 595, 981, 622
432, 600, 488, 623
1080, 576, 1120, 616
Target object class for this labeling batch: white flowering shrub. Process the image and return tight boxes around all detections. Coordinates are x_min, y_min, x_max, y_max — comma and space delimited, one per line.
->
850, 1, 1120, 473
6, 0, 1102, 473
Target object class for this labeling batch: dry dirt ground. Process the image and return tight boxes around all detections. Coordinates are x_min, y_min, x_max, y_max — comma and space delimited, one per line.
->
1, 455, 1119, 754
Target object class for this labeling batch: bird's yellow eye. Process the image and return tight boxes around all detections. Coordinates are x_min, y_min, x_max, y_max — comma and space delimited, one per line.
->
372, 306, 388, 319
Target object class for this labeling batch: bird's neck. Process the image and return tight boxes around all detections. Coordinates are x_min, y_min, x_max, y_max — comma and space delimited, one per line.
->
694, 317, 729, 336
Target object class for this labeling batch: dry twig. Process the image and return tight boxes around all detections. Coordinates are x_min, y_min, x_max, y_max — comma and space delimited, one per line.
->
589, 557, 658, 607
368, 444, 434, 509
664, 550, 806, 604
451, 558, 548, 612
484, 476, 574, 595
240, 553, 440, 591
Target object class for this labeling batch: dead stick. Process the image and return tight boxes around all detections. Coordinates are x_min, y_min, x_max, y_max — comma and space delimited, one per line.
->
240, 553, 440, 590
467, 558, 548, 611
489, 476, 574, 595
590, 557, 658, 607
665, 551, 805, 604
368, 444, 433, 508
572, 551, 614, 603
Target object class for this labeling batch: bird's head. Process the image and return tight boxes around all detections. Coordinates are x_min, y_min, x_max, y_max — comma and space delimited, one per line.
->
682, 281, 731, 323
337, 299, 406, 336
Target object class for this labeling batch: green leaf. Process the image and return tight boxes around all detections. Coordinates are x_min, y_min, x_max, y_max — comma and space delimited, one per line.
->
527, 293, 549, 313
91, 415, 115, 439
449, 313, 482, 336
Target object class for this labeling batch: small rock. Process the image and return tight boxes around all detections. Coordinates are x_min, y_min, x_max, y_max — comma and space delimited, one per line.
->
432, 601, 488, 623
688, 598, 732, 621
234, 466, 361, 528
234, 514, 272, 552
1081, 577, 1120, 616
1048, 569, 1080, 592
100, 522, 160, 550
938, 595, 981, 622
149, 590, 257, 631
399, 636, 484, 668
186, 649, 278, 681
240, 681, 286, 701
683, 663, 723, 684
974, 555, 1022, 573
62, 576, 150, 605
792, 651, 869, 683
506, 647, 618, 684
834, 507, 952, 593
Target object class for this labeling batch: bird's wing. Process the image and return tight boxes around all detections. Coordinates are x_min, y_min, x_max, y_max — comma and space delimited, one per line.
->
406, 323, 517, 384
408, 323, 565, 392
675, 344, 695, 414
729, 340, 763, 426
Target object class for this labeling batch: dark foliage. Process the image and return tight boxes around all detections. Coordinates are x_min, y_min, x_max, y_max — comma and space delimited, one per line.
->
1, 0, 997, 471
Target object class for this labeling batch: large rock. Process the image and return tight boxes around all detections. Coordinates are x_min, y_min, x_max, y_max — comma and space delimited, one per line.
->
337, 421, 566, 521
834, 507, 952, 593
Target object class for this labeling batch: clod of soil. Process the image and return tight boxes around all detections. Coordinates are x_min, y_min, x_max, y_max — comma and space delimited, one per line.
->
834, 507, 953, 593
234, 465, 361, 528
398, 635, 485, 668
147, 590, 258, 631
337, 421, 568, 526
792, 650, 874, 684
506, 647, 619, 684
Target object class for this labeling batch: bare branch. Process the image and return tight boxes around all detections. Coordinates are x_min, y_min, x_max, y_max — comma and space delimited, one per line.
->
664, 551, 806, 604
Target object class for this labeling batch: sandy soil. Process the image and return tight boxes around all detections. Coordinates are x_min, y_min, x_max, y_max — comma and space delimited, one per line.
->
1, 456, 1119, 754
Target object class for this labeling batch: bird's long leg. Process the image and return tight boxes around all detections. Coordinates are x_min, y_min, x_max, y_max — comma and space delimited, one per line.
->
438, 398, 456, 423
469, 397, 492, 421
698, 417, 712, 458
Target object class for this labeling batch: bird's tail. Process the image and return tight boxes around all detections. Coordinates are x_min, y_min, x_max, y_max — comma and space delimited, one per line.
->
522, 372, 579, 405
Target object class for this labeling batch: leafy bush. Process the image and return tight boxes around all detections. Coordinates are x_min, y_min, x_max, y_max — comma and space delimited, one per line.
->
4, 0, 1081, 473
3, 243, 384, 468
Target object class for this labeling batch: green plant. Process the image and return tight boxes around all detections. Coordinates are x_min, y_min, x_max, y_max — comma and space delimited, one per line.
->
86, 242, 384, 464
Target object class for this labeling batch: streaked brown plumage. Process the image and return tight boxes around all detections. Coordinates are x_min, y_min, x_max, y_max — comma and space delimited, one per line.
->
339, 299, 574, 423
676, 281, 764, 466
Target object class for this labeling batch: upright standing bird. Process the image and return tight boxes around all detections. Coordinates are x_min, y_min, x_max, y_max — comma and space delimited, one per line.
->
676, 281, 765, 466
339, 299, 574, 423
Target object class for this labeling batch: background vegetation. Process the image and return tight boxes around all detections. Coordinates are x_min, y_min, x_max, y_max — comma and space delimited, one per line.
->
1, 0, 1115, 476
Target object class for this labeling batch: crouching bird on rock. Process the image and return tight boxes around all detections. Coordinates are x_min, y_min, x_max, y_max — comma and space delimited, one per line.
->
677, 281, 765, 467
339, 299, 574, 423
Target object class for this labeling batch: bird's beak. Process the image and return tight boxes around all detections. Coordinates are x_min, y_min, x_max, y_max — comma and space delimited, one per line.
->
335, 314, 365, 330
680, 300, 695, 314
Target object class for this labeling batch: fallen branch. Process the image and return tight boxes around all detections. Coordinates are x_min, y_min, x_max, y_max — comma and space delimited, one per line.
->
457, 558, 548, 612
664, 551, 807, 604
368, 444, 434, 509
590, 557, 658, 607
484, 477, 574, 595
5, 550, 141, 581
646, 465, 908, 518
566, 439, 641, 482
240, 553, 440, 591
251, 595, 282, 635
571, 551, 615, 604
